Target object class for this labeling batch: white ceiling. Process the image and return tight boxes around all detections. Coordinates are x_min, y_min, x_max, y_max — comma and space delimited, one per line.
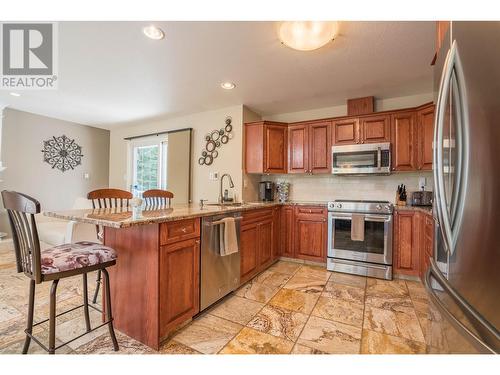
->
0, 21, 435, 129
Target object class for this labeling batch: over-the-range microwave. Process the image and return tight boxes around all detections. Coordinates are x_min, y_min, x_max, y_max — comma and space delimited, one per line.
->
331, 142, 391, 175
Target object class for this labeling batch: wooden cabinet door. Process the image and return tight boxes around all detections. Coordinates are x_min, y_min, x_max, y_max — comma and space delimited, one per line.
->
309, 121, 332, 173
264, 124, 287, 173
393, 211, 420, 276
280, 206, 294, 258
391, 111, 416, 171
360, 115, 390, 144
420, 213, 435, 281
417, 105, 435, 171
240, 223, 259, 282
159, 238, 200, 338
294, 219, 327, 262
332, 118, 359, 145
288, 124, 309, 173
272, 207, 281, 260
258, 219, 274, 268
294, 207, 327, 262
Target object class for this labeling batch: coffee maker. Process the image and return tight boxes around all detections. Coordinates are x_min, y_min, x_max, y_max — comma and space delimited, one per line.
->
259, 181, 275, 201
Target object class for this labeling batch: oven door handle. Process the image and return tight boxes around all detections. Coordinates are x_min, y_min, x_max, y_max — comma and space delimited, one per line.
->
329, 214, 391, 222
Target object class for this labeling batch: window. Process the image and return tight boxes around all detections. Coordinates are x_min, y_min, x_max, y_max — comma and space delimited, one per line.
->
128, 137, 168, 196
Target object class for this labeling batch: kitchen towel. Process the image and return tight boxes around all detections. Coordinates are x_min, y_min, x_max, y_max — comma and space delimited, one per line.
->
351, 214, 365, 241
219, 217, 239, 256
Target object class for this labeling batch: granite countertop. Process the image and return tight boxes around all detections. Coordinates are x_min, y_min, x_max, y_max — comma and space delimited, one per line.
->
394, 205, 433, 215
44, 202, 282, 228
45, 200, 432, 229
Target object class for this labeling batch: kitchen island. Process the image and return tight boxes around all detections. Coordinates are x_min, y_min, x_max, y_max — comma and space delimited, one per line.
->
45, 202, 285, 350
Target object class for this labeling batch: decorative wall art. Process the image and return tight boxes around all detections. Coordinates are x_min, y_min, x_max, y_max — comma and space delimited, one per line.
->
41, 135, 84, 172
198, 116, 233, 166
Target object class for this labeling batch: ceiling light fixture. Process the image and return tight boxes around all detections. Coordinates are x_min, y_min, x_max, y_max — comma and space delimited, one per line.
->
278, 21, 338, 51
9, 92, 21, 97
220, 82, 236, 90
143, 25, 165, 40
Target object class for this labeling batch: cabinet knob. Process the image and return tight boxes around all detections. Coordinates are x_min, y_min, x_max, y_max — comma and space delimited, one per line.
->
181, 227, 187, 233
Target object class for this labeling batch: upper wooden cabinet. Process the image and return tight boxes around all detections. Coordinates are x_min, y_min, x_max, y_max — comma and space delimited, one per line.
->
360, 115, 391, 144
332, 115, 389, 145
288, 124, 309, 173
288, 121, 331, 174
332, 118, 358, 145
391, 111, 417, 171
245, 121, 287, 174
417, 104, 435, 170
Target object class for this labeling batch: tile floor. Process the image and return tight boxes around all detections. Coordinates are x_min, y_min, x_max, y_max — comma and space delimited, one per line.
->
0, 240, 449, 354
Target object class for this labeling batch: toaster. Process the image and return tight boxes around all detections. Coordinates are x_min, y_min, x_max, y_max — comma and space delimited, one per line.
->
411, 191, 433, 207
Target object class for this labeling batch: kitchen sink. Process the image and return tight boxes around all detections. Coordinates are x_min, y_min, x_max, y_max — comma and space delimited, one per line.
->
205, 202, 244, 207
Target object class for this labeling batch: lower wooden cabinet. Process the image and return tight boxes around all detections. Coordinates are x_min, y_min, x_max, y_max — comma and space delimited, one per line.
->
393, 210, 435, 278
393, 210, 421, 276
294, 206, 327, 262
280, 206, 294, 258
159, 237, 200, 338
240, 222, 259, 282
240, 209, 276, 283
272, 206, 281, 259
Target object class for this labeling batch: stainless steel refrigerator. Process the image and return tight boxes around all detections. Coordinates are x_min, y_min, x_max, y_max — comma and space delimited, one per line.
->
425, 21, 500, 353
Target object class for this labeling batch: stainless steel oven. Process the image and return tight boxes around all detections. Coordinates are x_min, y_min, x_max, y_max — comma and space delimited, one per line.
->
331, 142, 391, 175
327, 200, 393, 280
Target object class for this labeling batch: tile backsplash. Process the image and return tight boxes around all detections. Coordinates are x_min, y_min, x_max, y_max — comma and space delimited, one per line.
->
261, 172, 433, 203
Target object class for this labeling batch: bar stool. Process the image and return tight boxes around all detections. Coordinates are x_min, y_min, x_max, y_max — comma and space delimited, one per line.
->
143, 189, 174, 207
1, 190, 119, 354
87, 188, 132, 304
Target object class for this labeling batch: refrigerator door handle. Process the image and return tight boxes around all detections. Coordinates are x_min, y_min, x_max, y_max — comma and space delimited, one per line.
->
424, 258, 500, 353
433, 40, 469, 256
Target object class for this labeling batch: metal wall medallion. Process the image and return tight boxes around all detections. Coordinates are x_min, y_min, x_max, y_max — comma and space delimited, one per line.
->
198, 116, 233, 166
41, 135, 83, 172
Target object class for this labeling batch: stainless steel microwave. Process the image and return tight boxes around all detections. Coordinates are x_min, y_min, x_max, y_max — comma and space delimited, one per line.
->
331, 142, 391, 175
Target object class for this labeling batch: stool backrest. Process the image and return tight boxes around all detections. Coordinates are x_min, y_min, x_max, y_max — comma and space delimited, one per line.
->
87, 188, 133, 209
1, 191, 42, 283
143, 189, 174, 207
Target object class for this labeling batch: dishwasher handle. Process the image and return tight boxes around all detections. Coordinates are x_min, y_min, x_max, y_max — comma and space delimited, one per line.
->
205, 216, 242, 226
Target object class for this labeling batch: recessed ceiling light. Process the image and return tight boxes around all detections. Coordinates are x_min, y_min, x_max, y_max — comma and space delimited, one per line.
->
9, 92, 21, 97
278, 21, 338, 51
143, 25, 165, 40
221, 82, 236, 90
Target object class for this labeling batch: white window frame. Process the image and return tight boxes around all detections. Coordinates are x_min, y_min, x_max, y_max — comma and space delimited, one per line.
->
127, 136, 168, 196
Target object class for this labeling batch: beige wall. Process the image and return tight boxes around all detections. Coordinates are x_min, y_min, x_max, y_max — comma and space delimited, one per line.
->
109, 105, 244, 204
262, 92, 433, 123
166, 130, 191, 204
242, 106, 262, 202
0, 108, 110, 233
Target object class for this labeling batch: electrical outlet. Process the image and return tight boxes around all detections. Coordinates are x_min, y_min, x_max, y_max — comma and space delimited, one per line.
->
418, 177, 426, 190
209, 172, 219, 181
83, 172, 90, 180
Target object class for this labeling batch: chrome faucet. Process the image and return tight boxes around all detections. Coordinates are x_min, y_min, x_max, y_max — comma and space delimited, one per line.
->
219, 173, 235, 203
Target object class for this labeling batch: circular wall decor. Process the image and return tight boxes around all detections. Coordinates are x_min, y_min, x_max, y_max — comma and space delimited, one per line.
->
204, 154, 213, 165
198, 116, 234, 166
210, 130, 220, 141
206, 140, 216, 152
41, 135, 83, 172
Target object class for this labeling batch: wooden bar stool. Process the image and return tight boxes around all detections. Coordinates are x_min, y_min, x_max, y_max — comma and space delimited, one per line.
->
87, 188, 132, 304
143, 189, 174, 207
1, 191, 119, 354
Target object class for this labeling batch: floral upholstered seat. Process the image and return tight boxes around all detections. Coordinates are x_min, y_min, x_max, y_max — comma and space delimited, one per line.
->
41, 241, 117, 275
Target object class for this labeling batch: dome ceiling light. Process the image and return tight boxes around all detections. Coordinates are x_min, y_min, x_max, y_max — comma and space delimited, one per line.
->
143, 25, 165, 40
278, 21, 338, 51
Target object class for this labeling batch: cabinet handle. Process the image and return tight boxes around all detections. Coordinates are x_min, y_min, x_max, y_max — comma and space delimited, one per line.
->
181, 227, 187, 233
195, 240, 200, 244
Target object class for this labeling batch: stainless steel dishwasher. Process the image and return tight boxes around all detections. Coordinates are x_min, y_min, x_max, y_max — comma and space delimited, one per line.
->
200, 212, 241, 311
